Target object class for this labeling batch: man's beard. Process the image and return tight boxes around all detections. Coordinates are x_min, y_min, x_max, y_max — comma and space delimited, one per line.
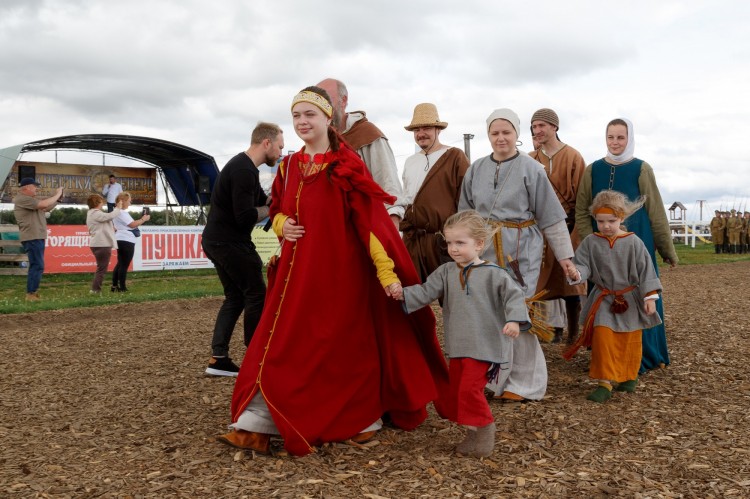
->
332, 108, 344, 132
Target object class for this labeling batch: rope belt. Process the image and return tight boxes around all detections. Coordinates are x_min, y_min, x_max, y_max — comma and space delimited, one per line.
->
488, 219, 536, 268
563, 284, 637, 361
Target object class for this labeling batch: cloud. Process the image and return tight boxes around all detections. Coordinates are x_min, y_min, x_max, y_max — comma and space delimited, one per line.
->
1, 0, 748, 214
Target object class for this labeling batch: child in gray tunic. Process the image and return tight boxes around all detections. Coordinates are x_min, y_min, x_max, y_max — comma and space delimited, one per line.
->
566, 190, 662, 403
390, 210, 530, 458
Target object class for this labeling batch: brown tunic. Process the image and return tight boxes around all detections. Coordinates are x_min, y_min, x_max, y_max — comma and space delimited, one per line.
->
530, 145, 587, 298
400, 147, 469, 281
342, 112, 385, 150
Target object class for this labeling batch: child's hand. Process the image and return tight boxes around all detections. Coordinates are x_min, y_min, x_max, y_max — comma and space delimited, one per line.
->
644, 299, 656, 315
386, 282, 403, 300
559, 259, 577, 279
566, 264, 581, 281
502, 321, 520, 338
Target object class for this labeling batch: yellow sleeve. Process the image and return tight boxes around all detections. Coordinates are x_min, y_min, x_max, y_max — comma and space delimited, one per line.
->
271, 213, 289, 237
369, 233, 399, 287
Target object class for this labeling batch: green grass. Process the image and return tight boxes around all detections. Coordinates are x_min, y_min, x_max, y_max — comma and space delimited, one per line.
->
1, 242, 747, 314
661, 241, 750, 266
0, 268, 227, 314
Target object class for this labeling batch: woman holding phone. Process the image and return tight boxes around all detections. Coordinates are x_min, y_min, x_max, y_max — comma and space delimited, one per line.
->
112, 192, 150, 292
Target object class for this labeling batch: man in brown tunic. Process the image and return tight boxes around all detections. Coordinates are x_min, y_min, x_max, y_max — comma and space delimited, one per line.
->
529, 108, 587, 343
317, 78, 403, 227
398, 103, 469, 282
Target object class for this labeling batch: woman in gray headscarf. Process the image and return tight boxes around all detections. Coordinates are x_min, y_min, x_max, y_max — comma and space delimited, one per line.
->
459, 108, 576, 401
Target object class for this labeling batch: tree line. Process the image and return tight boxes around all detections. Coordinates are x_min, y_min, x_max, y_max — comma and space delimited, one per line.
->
0, 207, 205, 226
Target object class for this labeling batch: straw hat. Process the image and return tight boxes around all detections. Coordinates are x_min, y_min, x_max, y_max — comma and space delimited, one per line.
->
405, 103, 448, 131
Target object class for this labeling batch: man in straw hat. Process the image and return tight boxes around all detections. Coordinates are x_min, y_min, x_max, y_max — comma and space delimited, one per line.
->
398, 103, 469, 281
317, 78, 403, 227
529, 108, 587, 344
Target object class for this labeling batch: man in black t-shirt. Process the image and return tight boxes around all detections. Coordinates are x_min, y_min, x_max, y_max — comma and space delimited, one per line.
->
202, 122, 284, 376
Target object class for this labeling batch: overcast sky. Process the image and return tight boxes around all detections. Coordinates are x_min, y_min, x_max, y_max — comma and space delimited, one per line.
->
2, 0, 749, 218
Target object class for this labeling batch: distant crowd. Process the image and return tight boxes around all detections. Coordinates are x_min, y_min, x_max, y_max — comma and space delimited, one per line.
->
709, 209, 750, 254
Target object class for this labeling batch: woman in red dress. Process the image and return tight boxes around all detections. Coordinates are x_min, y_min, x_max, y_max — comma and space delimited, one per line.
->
217, 86, 448, 456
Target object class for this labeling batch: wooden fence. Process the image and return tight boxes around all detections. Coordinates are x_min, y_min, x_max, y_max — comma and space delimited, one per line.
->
0, 225, 29, 276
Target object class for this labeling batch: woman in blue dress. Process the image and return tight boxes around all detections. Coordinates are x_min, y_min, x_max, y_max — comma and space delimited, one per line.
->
575, 118, 678, 373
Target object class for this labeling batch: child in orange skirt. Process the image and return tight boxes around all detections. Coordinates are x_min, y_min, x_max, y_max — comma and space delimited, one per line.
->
563, 190, 662, 402
390, 210, 530, 457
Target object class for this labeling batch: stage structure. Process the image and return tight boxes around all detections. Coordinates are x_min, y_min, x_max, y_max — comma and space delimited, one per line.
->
0, 134, 220, 224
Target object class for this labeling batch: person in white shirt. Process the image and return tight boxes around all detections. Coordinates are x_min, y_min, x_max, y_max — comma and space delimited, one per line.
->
102, 175, 123, 212
112, 192, 150, 292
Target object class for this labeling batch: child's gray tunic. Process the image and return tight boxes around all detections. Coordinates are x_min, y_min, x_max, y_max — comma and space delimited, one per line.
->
403, 261, 529, 364
572, 232, 663, 331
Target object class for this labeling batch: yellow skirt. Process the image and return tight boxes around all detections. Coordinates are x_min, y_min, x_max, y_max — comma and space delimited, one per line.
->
589, 326, 642, 383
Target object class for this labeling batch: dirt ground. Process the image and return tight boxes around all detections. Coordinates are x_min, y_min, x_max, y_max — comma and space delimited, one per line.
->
1, 261, 749, 498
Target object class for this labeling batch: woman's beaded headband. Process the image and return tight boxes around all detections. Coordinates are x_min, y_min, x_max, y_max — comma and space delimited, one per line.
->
291, 90, 333, 117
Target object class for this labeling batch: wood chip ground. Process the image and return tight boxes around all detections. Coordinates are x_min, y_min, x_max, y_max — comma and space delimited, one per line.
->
1, 261, 748, 498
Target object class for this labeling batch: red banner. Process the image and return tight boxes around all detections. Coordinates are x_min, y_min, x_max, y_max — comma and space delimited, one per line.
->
45, 225, 121, 273
41, 225, 279, 273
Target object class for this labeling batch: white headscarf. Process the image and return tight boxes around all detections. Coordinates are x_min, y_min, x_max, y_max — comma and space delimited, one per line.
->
486, 108, 520, 135
605, 117, 635, 164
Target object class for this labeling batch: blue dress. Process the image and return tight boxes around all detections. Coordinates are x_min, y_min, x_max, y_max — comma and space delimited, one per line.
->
589, 158, 669, 373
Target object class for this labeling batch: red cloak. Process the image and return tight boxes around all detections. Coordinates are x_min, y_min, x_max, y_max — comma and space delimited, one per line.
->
230, 146, 448, 456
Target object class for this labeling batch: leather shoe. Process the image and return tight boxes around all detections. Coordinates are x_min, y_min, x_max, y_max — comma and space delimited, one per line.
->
349, 430, 377, 444
494, 391, 527, 402
217, 429, 271, 455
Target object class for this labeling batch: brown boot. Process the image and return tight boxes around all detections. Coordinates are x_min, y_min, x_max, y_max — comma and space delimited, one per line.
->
217, 429, 271, 454
472, 422, 496, 458
565, 298, 581, 345
25, 292, 40, 302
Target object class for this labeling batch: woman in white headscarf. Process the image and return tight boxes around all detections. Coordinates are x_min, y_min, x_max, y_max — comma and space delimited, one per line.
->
459, 108, 576, 402
575, 118, 677, 374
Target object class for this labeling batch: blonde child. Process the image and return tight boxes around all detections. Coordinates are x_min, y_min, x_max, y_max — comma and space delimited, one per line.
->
563, 190, 662, 402
390, 210, 529, 457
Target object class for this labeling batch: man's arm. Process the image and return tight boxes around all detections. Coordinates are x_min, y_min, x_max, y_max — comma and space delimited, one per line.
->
231, 170, 266, 232
37, 188, 63, 210
359, 138, 404, 219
